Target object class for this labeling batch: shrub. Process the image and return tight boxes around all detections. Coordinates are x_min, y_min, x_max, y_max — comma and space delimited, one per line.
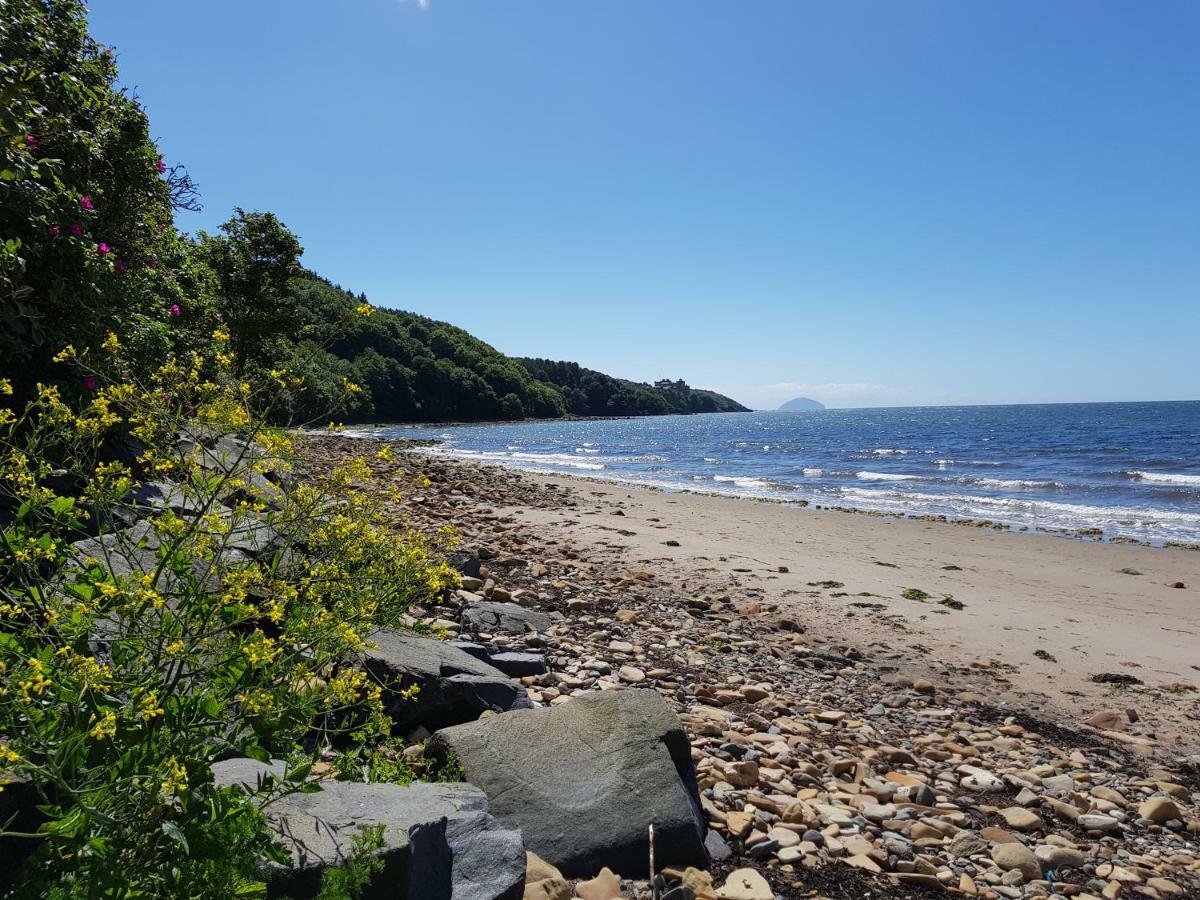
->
0, 0, 198, 389
0, 329, 458, 897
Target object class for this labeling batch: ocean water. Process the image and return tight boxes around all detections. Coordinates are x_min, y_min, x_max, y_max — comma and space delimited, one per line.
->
364, 402, 1200, 546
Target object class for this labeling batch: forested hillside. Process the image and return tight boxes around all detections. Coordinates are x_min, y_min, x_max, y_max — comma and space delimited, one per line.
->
518, 358, 749, 417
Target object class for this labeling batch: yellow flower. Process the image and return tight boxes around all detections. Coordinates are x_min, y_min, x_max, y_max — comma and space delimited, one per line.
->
354, 302, 373, 317
375, 445, 393, 462
0, 745, 21, 765
52, 345, 77, 363
160, 757, 188, 799
237, 689, 275, 715
101, 332, 121, 352
241, 632, 281, 666
88, 709, 117, 740
0, 377, 11, 396
138, 691, 165, 721
164, 639, 186, 657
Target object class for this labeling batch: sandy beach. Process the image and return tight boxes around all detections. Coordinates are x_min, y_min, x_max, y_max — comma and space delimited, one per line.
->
497, 473, 1200, 752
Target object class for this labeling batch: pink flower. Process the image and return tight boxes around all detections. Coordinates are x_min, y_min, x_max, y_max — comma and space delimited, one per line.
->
25, 134, 36, 146
156, 158, 166, 174
82, 376, 97, 391
147, 259, 158, 269
80, 195, 95, 211
115, 259, 126, 273
48, 225, 61, 237
69, 224, 83, 237
169, 304, 181, 317
97, 242, 111, 255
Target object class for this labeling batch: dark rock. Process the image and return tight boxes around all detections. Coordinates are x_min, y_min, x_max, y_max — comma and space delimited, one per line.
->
429, 690, 707, 877
487, 652, 547, 678
461, 601, 552, 635
911, 785, 937, 807
704, 829, 732, 862
450, 642, 547, 678
447, 551, 482, 578
128, 480, 232, 518
1091, 672, 1143, 686
0, 774, 40, 892
746, 839, 778, 859
213, 759, 525, 900
363, 630, 532, 732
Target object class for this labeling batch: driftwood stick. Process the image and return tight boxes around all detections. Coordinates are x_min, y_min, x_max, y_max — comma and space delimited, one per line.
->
648, 822, 658, 900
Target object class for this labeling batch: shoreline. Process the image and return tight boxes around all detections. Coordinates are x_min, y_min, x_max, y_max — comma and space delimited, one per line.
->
424, 452, 1200, 551
342, 433, 1200, 551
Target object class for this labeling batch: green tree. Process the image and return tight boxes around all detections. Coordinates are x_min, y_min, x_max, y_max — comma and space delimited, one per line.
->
199, 209, 303, 373
498, 392, 525, 420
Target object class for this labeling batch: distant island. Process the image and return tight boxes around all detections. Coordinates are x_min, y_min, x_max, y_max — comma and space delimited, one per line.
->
778, 396, 826, 412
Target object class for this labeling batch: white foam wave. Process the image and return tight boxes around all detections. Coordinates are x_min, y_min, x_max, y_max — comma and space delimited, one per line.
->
857, 471, 920, 481
575, 447, 602, 454
933, 459, 1004, 467
1127, 471, 1200, 487
714, 475, 771, 488
971, 477, 1065, 489
838, 486, 1200, 532
426, 448, 608, 471
801, 467, 823, 476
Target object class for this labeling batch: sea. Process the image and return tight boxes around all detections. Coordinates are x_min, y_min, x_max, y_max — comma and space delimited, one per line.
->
358, 402, 1200, 547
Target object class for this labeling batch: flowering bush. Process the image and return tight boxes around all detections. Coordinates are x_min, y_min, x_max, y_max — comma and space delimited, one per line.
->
0, 0, 205, 391
0, 331, 459, 896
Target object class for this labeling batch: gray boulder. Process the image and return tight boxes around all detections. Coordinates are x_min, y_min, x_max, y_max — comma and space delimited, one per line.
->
363, 630, 532, 733
429, 690, 707, 877
460, 601, 552, 635
213, 759, 525, 900
449, 642, 547, 678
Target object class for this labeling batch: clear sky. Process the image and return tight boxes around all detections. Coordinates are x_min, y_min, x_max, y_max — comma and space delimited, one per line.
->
90, 1, 1198, 410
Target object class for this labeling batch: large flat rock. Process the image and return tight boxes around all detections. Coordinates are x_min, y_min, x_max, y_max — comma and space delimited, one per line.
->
363, 630, 532, 733
429, 689, 707, 877
213, 759, 524, 900
460, 601, 552, 635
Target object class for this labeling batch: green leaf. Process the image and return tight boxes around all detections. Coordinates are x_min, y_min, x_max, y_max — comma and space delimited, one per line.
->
242, 742, 271, 764
284, 761, 313, 784
41, 805, 87, 838
161, 821, 190, 854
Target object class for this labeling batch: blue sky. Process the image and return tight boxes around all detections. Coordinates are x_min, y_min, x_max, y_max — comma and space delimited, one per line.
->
91, 1, 1198, 409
